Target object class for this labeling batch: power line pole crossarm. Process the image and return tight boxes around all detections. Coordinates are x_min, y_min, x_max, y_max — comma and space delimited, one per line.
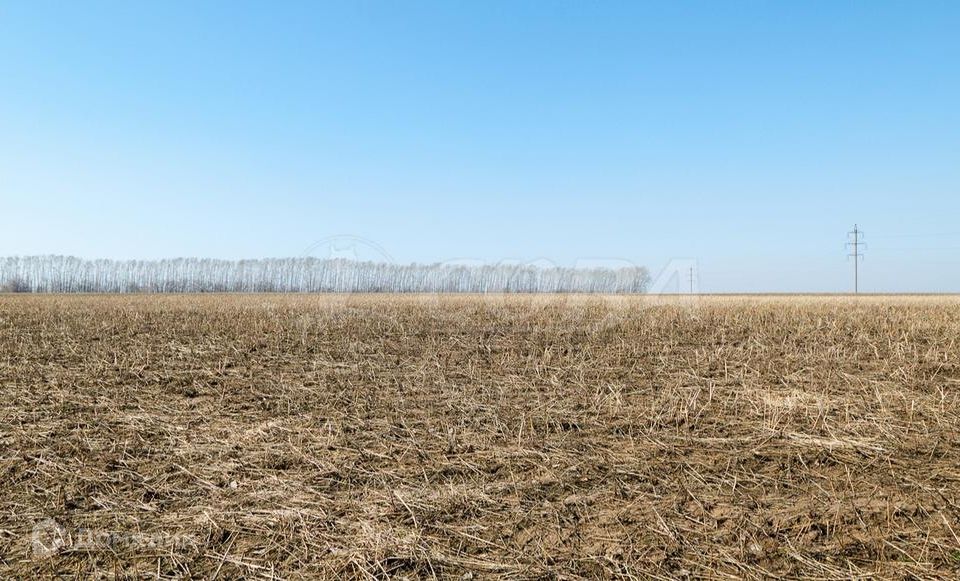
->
846, 225, 865, 294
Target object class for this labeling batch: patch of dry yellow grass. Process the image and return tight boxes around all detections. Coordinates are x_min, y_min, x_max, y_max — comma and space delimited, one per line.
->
1, 294, 959, 578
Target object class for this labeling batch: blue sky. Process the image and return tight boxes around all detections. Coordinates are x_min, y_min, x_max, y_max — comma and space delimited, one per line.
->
1, 1, 958, 292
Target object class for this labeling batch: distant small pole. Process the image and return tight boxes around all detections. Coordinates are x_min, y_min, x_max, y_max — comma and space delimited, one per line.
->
846, 225, 865, 294
689, 266, 694, 294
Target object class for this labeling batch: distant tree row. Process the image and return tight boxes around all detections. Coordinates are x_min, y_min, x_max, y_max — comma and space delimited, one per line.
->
0, 256, 650, 294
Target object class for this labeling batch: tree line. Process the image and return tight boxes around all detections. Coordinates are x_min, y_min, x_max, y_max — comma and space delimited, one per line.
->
0, 256, 650, 293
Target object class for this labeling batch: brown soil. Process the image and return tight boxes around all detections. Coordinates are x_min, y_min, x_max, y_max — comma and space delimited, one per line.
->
1, 294, 959, 578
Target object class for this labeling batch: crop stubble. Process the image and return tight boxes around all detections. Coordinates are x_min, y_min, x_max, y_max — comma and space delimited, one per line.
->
1, 294, 959, 578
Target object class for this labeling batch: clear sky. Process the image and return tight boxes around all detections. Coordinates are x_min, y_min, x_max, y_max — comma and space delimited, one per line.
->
1, 1, 958, 292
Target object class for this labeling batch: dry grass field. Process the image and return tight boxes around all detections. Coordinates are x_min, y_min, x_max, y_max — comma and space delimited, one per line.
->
2, 294, 959, 579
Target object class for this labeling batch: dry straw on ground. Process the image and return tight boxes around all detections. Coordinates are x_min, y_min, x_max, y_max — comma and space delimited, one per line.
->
1, 294, 959, 578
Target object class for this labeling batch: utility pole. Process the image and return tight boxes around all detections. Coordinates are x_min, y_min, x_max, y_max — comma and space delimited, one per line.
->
846, 225, 865, 294
688, 266, 695, 294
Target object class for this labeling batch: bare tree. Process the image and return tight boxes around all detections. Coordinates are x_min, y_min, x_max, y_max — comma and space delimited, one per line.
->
0, 256, 650, 294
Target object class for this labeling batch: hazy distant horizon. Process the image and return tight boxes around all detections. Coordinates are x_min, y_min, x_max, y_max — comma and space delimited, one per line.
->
2, 2, 958, 293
